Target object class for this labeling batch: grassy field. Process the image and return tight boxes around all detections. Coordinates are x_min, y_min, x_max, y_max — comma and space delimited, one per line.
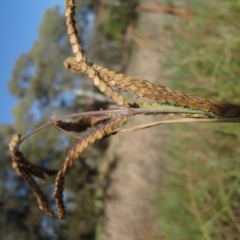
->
157, 1, 240, 239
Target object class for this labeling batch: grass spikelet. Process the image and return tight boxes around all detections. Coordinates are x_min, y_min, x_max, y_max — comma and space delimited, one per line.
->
64, 1, 130, 107
64, 0, 240, 118
54, 116, 127, 218
9, 135, 56, 216
53, 115, 119, 133
64, 57, 130, 107
92, 60, 240, 117
65, 0, 86, 62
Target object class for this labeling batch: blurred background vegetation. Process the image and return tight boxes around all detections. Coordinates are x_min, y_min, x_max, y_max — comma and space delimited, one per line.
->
158, 0, 240, 239
1, 0, 240, 239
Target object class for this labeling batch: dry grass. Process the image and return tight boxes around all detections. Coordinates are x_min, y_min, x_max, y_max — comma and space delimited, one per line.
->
7, 0, 240, 228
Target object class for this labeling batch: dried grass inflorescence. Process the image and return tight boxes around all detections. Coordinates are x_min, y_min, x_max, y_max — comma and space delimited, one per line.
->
9, 135, 57, 216
8, 0, 240, 219
65, 57, 240, 117
65, 0, 129, 107
54, 116, 127, 218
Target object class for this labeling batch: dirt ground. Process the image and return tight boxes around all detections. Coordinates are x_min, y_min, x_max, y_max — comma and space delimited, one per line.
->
98, 1, 175, 239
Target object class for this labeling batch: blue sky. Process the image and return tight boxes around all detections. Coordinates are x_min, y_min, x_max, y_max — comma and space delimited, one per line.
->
0, 1, 64, 124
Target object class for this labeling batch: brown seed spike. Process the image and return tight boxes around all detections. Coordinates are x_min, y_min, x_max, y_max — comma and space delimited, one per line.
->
65, 0, 86, 62
9, 136, 54, 216
54, 116, 127, 218
63, 57, 130, 107
54, 169, 68, 219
